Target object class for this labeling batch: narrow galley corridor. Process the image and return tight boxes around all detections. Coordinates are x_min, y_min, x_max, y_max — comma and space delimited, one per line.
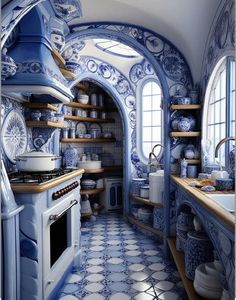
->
58, 213, 187, 300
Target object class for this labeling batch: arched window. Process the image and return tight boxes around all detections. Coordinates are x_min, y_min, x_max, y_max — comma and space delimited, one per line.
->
202, 57, 235, 167
137, 78, 163, 164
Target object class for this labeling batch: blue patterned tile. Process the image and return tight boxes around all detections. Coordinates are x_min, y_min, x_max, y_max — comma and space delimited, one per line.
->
57, 213, 185, 300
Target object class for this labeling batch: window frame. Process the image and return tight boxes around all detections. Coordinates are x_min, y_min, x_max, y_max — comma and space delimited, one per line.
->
202, 56, 235, 168
136, 76, 163, 164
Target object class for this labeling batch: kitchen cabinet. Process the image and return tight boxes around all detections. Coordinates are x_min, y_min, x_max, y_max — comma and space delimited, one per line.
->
169, 176, 235, 300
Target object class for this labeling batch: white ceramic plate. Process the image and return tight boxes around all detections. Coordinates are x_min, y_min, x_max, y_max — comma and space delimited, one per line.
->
76, 122, 87, 136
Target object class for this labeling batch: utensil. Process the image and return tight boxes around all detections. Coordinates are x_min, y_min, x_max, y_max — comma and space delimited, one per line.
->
15, 151, 61, 172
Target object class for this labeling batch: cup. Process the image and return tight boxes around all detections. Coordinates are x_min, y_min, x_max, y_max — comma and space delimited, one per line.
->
70, 128, 76, 138
187, 165, 198, 178
62, 128, 69, 139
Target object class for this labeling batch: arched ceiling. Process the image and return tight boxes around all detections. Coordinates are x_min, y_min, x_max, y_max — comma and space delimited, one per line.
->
69, 0, 222, 83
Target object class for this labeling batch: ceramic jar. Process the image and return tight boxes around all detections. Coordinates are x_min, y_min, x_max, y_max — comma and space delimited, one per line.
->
189, 90, 199, 104
30, 110, 41, 121
100, 112, 107, 119
62, 128, 69, 139
69, 128, 76, 139
98, 94, 104, 106
177, 97, 191, 105
176, 210, 194, 252
90, 93, 97, 106
185, 231, 214, 280
215, 178, 233, 191
63, 145, 78, 168
90, 109, 98, 118
140, 185, 149, 198
178, 117, 191, 132
130, 178, 146, 196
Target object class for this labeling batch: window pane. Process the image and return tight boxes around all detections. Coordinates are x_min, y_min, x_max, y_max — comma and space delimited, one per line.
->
143, 112, 152, 126
143, 96, 152, 110
143, 127, 151, 142
140, 80, 163, 159
143, 82, 152, 96
220, 69, 226, 98
152, 95, 162, 110
214, 100, 220, 123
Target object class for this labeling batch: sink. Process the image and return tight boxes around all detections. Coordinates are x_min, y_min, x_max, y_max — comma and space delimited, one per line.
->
207, 194, 235, 212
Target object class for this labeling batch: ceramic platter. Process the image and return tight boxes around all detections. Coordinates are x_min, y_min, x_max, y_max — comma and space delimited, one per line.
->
76, 122, 87, 135
1, 109, 27, 163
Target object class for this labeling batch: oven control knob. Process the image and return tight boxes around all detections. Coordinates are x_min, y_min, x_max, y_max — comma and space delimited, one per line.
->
52, 192, 59, 200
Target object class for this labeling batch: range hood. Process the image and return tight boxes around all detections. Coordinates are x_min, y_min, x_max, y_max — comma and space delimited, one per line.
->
2, 7, 74, 104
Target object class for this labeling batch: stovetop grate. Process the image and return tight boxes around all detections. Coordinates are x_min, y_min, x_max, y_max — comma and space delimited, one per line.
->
8, 169, 74, 184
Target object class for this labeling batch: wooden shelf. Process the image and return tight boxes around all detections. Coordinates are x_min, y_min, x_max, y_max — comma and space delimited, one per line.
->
168, 237, 203, 300
23, 103, 58, 111
67, 102, 105, 111
129, 194, 163, 208
84, 168, 104, 174
74, 83, 89, 93
80, 188, 105, 195
81, 212, 92, 217
170, 132, 201, 137
26, 121, 63, 128
185, 159, 201, 164
126, 215, 163, 237
103, 166, 123, 172
59, 68, 76, 80
61, 138, 116, 143
51, 48, 65, 67
64, 115, 115, 123
170, 104, 201, 110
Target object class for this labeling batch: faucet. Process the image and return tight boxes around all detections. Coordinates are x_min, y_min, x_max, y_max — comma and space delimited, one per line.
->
147, 144, 164, 177
215, 137, 235, 157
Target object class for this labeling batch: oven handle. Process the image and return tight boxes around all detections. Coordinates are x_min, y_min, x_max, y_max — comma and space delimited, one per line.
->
49, 200, 78, 221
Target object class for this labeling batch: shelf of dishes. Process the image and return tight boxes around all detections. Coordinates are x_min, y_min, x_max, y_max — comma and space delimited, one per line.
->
129, 194, 163, 208
168, 237, 203, 300
126, 214, 163, 237
26, 121, 63, 128
61, 138, 116, 143
64, 115, 115, 123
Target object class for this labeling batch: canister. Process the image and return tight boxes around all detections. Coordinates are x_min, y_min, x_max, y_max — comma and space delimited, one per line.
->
130, 178, 146, 196
140, 185, 149, 198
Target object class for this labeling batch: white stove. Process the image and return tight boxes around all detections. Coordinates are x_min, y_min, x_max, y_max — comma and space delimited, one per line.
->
9, 169, 84, 300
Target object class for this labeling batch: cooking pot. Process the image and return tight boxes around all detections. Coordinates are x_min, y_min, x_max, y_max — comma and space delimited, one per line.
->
15, 151, 61, 172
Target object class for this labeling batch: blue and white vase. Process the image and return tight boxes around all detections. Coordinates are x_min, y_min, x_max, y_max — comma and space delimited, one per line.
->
1, 48, 17, 80
64, 145, 78, 168
180, 159, 188, 178
178, 117, 191, 132
185, 231, 214, 280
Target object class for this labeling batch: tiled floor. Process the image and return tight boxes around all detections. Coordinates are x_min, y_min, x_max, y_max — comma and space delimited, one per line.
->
58, 213, 187, 300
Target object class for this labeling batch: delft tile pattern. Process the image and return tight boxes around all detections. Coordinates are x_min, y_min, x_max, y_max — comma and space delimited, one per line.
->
57, 213, 187, 300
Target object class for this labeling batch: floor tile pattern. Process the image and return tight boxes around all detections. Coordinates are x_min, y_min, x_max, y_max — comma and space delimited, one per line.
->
58, 213, 187, 299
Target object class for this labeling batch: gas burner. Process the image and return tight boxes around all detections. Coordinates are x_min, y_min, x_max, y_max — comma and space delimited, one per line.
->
8, 169, 74, 184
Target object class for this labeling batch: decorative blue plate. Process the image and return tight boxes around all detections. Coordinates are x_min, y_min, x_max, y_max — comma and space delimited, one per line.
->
1, 109, 27, 163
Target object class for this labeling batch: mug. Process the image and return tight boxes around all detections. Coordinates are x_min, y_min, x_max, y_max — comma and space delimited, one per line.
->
187, 165, 198, 178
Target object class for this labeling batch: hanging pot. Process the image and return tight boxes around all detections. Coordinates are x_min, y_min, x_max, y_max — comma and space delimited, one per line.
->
15, 151, 61, 172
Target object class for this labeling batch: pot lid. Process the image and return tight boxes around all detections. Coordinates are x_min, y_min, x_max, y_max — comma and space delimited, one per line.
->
17, 151, 56, 158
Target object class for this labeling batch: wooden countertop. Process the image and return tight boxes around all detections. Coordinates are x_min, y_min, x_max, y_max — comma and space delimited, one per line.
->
171, 175, 235, 229
11, 169, 84, 194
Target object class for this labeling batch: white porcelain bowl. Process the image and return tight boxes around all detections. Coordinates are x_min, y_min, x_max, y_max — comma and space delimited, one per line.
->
195, 264, 221, 287
77, 95, 89, 104
193, 280, 222, 299
77, 160, 102, 170
205, 262, 221, 278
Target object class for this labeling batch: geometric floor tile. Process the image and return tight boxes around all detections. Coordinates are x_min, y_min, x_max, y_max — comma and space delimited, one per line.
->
57, 213, 185, 300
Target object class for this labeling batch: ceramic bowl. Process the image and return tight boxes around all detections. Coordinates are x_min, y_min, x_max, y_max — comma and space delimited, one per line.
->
193, 280, 222, 299
204, 164, 221, 174
215, 178, 233, 191
81, 179, 96, 190
77, 95, 89, 104
177, 97, 192, 105
205, 262, 221, 278
194, 263, 222, 289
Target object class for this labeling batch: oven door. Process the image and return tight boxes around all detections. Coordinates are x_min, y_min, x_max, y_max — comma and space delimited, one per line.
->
42, 193, 79, 299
